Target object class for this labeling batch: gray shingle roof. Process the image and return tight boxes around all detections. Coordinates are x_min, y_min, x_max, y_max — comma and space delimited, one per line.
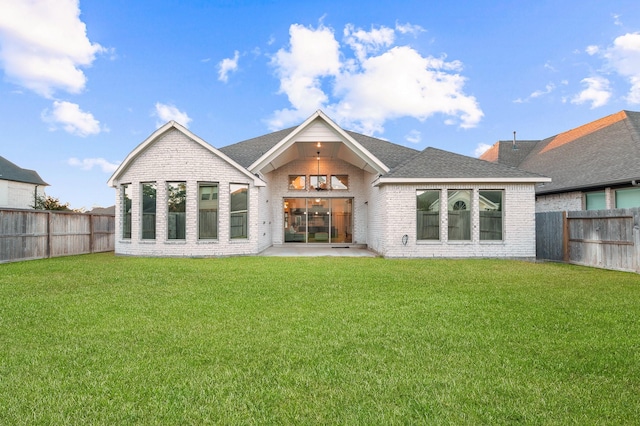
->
484, 110, 640, 194
344, 131, 418, 170
219, 127, 296, 169
385, 147, 547, 179
0, 156, 48, 185
219, 126, 420, 171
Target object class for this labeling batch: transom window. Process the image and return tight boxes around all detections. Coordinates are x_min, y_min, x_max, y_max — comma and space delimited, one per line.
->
331, 175, 348, 190
288, 175, 306, 190
310, 175, 328, 190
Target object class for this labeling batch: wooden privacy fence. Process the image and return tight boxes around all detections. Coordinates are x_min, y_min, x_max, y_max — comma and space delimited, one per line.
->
0, 208, 115, 263
536, 208, 640, 273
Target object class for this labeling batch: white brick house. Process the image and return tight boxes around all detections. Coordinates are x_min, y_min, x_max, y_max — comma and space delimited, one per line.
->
108, 111, 549, 258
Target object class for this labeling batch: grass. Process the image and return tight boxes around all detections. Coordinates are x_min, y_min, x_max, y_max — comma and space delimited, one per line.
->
0, 253, 639, 424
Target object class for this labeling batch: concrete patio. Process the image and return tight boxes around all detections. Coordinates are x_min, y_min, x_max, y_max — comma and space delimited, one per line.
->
259, 245, 377, 257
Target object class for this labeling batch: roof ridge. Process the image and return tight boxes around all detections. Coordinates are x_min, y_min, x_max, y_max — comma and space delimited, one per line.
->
540, 110, 628, 154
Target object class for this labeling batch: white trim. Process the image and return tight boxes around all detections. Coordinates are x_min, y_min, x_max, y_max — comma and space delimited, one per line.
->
107, 121, 266, 188
248, 110, 390, 175
374, 177, 552, 186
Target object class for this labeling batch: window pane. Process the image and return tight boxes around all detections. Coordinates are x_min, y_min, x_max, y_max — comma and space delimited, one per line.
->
288, 175, 306, 190
331, 198, 352, 243
448, 190, 471, 240
167, 182, 186, 240
230, 183, 248, 239
586, 191, 606, 210
199, 183, 218, 239
416, 190, 440, 240
308, 198, 329, 242
480, 190, 503, 241
284, 198, 307, 243
141, 183, 156, 240
310, 175, 327, 190
330, 175, 348, 190
122, 184, 132, 239
615, 188, 640, 208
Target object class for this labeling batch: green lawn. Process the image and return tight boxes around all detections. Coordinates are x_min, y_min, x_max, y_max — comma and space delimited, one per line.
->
1, 253, 639, 424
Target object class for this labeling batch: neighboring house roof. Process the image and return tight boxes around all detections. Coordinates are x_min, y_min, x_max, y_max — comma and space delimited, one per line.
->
108, 121, 266, 187
481, 110, 640, 194
87, 206, 116, 215
378, 147, 549, 185
0, 156, 48, 186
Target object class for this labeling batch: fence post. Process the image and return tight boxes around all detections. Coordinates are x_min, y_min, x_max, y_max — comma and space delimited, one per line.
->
89, 214, 94, 254
562, 211, 569, 262
47, 211, 53, 259
634, 221, 640, 274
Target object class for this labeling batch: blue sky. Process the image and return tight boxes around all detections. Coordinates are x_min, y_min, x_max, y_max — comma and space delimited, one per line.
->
1, 0, 639, 210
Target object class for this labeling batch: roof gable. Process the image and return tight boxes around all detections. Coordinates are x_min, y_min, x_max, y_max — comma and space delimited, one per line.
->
107, 121, 265, 187
0, 156, 48, 186
246, 111, 390, 175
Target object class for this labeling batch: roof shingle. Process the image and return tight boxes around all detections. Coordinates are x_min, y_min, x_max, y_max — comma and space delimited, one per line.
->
0, 156, 48, 186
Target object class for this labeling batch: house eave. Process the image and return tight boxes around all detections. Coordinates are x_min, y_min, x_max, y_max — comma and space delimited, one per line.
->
107, 121, 266, 188
248, 111, 390, 176
374, 177, 552, 186
535, 178, 640, 196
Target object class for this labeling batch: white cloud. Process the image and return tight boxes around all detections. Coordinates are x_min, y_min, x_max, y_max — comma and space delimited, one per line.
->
602, 32, 640, 104
395, 22, 425, 36
530, 83, 556, 98
218, 50, 240, 82
405, 129, 421, 144
268, 23, 483, 135
0, 0, 105, 98
68, 157, 119, 173
344, 24, 395, 62
474, 143, 492, 158
154, 102, 192, 127
612, 13, 622, 26
41, 101, 102, 136
514, 82, 556, 104
571, 76, 612, 108
586, 45, 599, 55
269, 23, 341, 126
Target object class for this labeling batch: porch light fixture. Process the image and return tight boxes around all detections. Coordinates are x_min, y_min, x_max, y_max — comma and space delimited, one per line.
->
316, 151, 326, 191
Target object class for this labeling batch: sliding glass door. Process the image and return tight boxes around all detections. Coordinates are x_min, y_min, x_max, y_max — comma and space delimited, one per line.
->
283, 198, 352, 244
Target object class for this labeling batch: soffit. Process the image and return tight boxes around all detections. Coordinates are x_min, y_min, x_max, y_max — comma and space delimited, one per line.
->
252, 115, 384, 174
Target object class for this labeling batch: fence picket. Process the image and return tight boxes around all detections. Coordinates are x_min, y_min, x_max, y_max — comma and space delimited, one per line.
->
0, 208, 115, 263
536, 208, 640, 273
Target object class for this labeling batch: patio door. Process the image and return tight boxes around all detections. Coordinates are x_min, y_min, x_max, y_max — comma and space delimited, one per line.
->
283, 198, 352, 244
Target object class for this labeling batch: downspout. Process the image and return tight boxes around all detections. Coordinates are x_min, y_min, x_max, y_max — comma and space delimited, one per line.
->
34, 185, 39, 209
